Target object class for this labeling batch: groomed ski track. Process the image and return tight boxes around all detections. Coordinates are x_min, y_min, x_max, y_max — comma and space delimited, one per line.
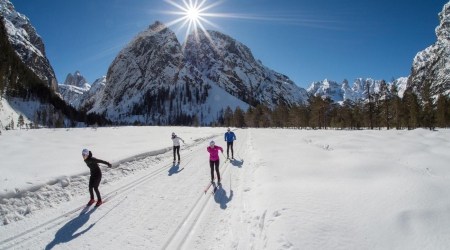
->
0, 129, 251, 250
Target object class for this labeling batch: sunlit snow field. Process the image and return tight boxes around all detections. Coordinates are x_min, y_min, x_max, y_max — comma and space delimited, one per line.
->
1, 127, 449, 249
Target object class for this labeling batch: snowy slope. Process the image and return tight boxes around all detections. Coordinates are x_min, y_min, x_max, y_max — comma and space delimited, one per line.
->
0, 97, 36, 129
1, 127, 450, 249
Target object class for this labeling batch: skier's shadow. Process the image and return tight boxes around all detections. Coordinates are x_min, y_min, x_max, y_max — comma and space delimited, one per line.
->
168, 163, 184, 176
231, 159, 244, 168
45, 207, 97, 250
213, 184, 233, 210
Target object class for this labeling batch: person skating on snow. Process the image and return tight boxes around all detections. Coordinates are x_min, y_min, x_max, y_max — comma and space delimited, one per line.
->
224, 128, 236, 159
82, 149, 112, 207
207, 140, 223, 184
171, 132, 185, 164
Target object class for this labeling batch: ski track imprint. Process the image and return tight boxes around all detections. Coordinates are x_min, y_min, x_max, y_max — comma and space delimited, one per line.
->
0, 133, 219, 227
303, 138, 333, 151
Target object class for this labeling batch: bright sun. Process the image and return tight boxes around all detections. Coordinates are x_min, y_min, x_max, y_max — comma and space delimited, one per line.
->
187, 6, 200, 21
163, 0, 221, 41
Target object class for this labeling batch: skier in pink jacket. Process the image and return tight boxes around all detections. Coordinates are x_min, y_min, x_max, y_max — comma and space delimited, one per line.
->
207, 140, 223, 184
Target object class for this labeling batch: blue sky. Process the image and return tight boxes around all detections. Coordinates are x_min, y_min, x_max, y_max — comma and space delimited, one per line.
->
9, 0, 449, 89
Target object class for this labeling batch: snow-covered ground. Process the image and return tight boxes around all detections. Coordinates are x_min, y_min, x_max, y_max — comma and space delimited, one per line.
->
1, 127, 450, 249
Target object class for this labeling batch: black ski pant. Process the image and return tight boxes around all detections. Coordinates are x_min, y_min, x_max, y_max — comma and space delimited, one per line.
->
89, 174, 102, 201
226, 142, 234, 158
210, 160, 220, 181
173, 146, 180, 162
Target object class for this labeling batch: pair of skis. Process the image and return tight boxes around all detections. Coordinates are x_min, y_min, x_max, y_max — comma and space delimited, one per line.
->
204, 177, 222, 195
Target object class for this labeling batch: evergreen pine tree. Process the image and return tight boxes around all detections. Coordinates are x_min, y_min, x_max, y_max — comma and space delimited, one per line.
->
380, 80, 390, 129
233, 106, 245, 128
436, 94, 448, 128
224, 106, 233, 127
244, 106, 254, 127
42, 108, 47, 127
193, 115, 199, 127
422, 81, 435, 130
17, 114, 24, 129
365, 80, 374, 129
390, 79, 402, 130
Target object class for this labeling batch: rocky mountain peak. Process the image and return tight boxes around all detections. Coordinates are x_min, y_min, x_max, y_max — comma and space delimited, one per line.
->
407, 0, 450, 101
63, 71, 90, 89
436, 2, 450, 40
149, 21, 167, 32
0, 0, 58, 91
183, 29, 307, 108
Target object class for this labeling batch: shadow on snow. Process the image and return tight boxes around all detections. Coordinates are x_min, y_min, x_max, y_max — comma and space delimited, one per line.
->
168, 163, 184, 176
213, 184, 233, 210
230, 159, 244, 168
45, 206, 97, 250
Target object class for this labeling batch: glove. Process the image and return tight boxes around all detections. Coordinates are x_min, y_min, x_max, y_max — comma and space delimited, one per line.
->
108, 163, 112, 168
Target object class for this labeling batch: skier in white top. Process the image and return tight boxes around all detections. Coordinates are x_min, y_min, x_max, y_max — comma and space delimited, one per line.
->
171, 132, 185, 164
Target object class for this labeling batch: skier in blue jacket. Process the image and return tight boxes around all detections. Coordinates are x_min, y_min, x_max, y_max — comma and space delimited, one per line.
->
224, 128, 236, 159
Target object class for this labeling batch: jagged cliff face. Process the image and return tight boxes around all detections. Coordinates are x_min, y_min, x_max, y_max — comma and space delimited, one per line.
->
408, 1, 450, 100
58, 72, 106, 110
90, 23, 309, 123
0, 0, 58, 91
91, 21, 211, 122
63, 71, 90, 89
183, 30, 308, 108
78, 76, 106, 112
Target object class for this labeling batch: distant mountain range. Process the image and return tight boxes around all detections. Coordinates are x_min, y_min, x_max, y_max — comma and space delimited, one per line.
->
1, 0, 450, 125
307, 77, 408, 103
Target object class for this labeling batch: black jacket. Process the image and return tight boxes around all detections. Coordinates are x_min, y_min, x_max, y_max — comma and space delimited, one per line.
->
84, 151, 110, 177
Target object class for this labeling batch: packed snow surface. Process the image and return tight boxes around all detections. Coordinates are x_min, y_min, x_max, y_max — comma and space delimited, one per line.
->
0, 127, 449, 249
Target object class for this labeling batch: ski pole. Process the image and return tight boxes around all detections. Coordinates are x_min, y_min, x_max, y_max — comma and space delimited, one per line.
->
221, 152, 228, 163
107, 164, 134, 172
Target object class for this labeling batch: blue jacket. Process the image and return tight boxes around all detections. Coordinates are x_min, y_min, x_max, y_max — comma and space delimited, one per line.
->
224, 132, 236, 142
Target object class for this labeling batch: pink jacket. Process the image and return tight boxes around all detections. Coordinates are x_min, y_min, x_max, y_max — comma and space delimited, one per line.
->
207, 145, 223, 161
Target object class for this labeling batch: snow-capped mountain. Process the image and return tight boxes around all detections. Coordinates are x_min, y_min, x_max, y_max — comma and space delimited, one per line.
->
183, 30, 308, 109
58, 72, 106, 111
63, 71, 90, 89
0, 0, 58, 91
90, 21, 308, 124
408, 1, 450, 100
91, 21, 228, 124
58, 71, 91, 108
307, 77, 409, 103
78, 76, 106, 112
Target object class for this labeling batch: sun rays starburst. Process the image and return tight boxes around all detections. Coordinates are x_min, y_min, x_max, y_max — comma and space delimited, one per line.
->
163, 0, 221, 40
161, 0, 342, 55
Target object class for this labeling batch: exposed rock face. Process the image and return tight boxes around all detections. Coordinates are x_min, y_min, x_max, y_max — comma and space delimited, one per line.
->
91, 21, 211, 122
183, 30, 308, 108
58, 73, 106, 111
89, 21, 307, 123
0, 0, 58, 91
408, 1, 450, 100
63, 71, 90, 89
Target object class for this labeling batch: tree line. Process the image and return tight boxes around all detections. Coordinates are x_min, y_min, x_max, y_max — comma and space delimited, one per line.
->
215, 80, 450, 130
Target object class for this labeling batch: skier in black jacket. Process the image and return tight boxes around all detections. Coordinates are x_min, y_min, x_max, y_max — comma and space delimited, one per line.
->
82, 149, 112, 207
